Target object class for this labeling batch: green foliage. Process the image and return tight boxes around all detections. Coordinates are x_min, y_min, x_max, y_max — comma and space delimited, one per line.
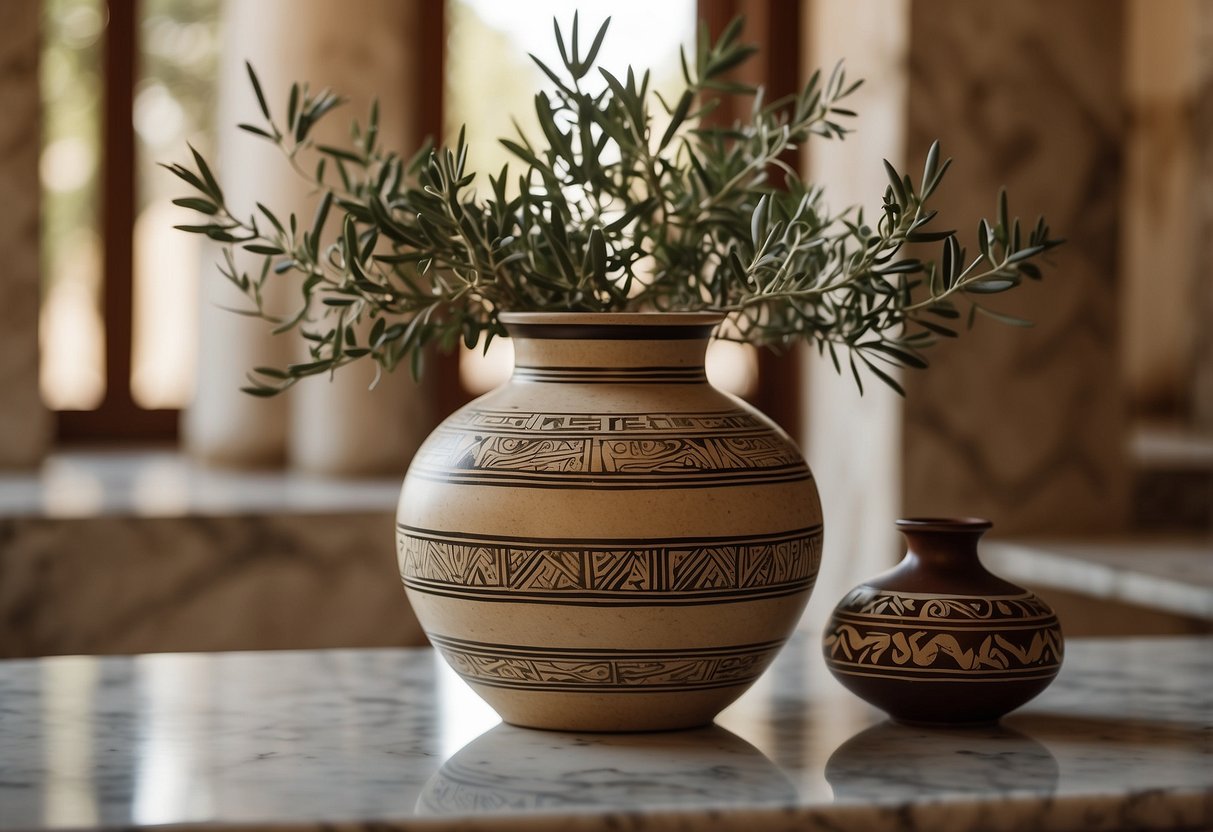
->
166, 14, 1062, 396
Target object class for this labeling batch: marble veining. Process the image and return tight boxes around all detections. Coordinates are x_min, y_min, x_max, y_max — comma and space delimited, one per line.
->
901, 0, 1130, 534
0, 636, 1210, 832
0, 510, 425, 657
0, 451, 421, 658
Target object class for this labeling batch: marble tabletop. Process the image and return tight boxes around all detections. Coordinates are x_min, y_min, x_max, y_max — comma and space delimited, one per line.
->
1, 636, 1210, 832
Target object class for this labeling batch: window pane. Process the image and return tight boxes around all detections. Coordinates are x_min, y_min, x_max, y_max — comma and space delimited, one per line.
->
131, 0, 221, 409
41, 0, 105, 410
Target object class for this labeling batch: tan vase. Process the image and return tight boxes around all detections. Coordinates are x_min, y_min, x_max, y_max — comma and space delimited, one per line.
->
397, 312, 823, 731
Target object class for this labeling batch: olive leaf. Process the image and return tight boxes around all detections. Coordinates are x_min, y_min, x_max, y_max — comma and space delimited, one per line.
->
166, 15, 1063, 396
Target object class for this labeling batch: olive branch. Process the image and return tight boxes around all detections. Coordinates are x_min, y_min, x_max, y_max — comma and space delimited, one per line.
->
166, 14, 1061, 396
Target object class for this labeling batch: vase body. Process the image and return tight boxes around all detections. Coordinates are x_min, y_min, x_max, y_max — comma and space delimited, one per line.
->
822, 518, 1063, 725
397, 313, 823, 731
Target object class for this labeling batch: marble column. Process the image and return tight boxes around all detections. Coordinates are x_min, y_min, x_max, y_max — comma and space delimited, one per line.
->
186, 0, 439, 475
900, 0, 1130, 534
799, 0, 910, 629
277, 0, 437, 476
184, 1, 293, 468
1122, 0, 1202, 421
0, 0, 50, 468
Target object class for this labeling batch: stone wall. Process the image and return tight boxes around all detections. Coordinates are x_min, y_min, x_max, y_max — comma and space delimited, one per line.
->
185, 0, 440, 475
900, 0, 1130, 534
0, 510, 424, 657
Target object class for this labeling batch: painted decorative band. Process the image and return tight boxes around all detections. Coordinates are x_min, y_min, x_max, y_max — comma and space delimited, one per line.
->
826, 666, 1061, 684
406, 465, 813, 489
439, 409, 770, 437
412, 427, 807, 486
514, 365, 709, 384
832, 587, 1056, 621
430, 634, 785, 693
828, 614, 1059, 631
398, 524, 823, 605
823, 623, 1064, 676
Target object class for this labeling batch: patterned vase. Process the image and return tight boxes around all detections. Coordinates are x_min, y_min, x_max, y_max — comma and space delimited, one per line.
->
822, 518, 1063, 725
397, 312, 823, 731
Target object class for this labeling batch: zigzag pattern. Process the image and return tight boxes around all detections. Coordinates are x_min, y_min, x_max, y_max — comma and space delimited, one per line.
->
398, 526, 822, 603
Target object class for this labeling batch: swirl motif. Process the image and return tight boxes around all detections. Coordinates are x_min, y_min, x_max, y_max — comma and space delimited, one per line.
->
823, 625, 1063, 672
834, 586, 1054, 620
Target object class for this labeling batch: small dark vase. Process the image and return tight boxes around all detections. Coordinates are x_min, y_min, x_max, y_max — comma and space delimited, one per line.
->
822, 518, 1063, 725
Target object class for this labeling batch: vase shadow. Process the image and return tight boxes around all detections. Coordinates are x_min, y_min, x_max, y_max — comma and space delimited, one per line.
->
826, 719, 1059, 801
417, 722, 798, 817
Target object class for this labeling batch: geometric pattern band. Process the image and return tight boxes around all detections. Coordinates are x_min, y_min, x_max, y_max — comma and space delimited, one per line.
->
430, 634, 786, 693
411, 435, 808, 488
437, 408, 772, 435
398, 524, 823, 605
408, 408, 811, 489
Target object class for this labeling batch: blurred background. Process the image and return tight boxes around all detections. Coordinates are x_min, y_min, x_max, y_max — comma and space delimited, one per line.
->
0, 0, 1209, 658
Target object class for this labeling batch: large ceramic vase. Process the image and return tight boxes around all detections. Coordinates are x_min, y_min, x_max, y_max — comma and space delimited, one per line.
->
397, 312, 823, 731
822, 518, 1064, 725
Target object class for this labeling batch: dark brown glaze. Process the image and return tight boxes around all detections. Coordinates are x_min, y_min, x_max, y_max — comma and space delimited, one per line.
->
822, 517, 1064, 725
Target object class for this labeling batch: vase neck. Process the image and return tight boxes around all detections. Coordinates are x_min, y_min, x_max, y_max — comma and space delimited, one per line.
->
866, 518, 1027, 596
501, 313, 719, 378
895, 518, 996, 583
900, 529, 988, 573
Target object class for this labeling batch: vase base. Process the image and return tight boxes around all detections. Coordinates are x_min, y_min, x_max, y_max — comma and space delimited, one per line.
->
471, 684, 750, 733
889, 716, 1002, 729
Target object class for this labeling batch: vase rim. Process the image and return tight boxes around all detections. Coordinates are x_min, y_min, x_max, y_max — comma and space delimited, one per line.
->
499, 311, 724, 341
895, 517, 993, 532
499, 312, 725, 326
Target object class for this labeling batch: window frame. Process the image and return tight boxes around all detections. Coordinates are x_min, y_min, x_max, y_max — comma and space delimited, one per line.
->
56, 0, 177, 442
700, 0, 805, 437
54, 0, 801, 443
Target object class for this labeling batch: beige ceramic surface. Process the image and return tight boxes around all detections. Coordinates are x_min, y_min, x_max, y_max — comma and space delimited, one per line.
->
397, 313, 823, 730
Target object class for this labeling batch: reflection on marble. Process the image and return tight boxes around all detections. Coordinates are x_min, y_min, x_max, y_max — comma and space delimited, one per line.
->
826, 722, 1060, 799
418, 724, 796, 816
0, 636, 1210, 832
